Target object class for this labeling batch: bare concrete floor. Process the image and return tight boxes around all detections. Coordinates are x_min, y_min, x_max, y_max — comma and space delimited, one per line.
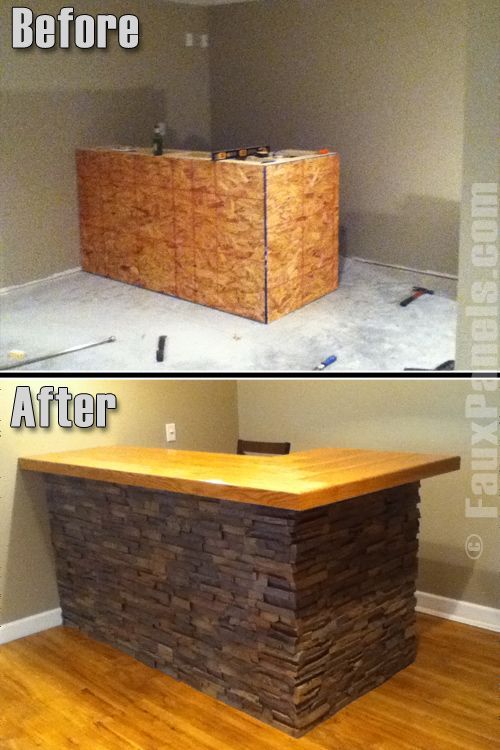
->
1, 259, 457, 373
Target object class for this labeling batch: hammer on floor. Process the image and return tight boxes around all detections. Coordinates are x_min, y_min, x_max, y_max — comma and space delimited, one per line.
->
400, 286, 435, 307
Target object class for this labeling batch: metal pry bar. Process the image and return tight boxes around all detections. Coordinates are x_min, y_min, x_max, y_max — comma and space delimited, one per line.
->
0, 336, 117, 371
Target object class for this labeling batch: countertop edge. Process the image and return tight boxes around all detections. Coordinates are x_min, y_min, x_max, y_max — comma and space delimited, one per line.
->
18, 452, 461, 512
18, 455, 298, 508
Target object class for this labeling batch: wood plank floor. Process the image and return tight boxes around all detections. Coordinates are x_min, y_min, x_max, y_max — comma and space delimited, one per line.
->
0, 614, 498, 750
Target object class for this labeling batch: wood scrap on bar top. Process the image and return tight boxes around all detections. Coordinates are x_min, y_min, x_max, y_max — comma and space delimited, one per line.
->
20, 446, 461, 511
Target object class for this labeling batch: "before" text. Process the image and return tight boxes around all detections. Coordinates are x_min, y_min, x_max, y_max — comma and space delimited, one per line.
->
12, 7, 140, 50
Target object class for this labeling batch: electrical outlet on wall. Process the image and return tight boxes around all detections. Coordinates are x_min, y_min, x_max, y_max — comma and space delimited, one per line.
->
185, 32, 194, 48
165, 423, 177, 443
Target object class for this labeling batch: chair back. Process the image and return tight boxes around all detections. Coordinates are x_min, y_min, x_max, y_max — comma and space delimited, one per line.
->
237, 440, 291, 456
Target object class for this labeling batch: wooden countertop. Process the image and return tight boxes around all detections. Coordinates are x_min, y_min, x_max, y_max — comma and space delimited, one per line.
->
20, 446, 460, 511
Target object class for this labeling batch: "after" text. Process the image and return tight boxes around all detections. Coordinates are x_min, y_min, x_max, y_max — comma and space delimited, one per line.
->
11, 386, 118, 428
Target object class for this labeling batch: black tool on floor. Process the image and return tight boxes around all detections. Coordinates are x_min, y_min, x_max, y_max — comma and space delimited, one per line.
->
405, 360, 456, 372
156, 336, 168, 363
0, 336, 116, 371
400, 286, 435, 307
435, 360, 456, 371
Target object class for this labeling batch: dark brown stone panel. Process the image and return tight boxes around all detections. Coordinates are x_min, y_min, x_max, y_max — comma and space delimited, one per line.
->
44, 476, 420, 737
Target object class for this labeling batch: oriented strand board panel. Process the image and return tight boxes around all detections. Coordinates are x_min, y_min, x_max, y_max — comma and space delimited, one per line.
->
266, 154, 340, 322
76, 150, 340, 323
20, 446, 461, 510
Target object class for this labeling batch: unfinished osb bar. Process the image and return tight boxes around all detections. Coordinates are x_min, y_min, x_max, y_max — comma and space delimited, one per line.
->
76, 149, 340, 322
266, 156, 340, 321
44, 475, 420, 737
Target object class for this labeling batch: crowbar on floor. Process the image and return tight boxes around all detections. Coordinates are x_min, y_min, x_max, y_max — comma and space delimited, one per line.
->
0, 336, 117, 371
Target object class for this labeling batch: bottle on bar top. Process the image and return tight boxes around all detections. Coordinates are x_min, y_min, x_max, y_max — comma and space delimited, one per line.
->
152, 124, 163, 156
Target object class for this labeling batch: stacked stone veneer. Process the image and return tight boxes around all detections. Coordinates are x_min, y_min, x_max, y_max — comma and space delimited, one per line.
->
44, 476, 421, 737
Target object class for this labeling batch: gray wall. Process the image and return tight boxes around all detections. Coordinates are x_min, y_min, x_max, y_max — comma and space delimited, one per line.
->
1, 378, 498, 623
237, 379, 500, 609
0, 379, 239, 624
456, 0, 500, 369
0, 0, 211, 288
209, 0, 467, 275
3, 0, 486, 312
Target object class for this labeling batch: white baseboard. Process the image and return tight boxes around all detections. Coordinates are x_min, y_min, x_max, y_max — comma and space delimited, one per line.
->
0, 608, 62, 645
0, 267, 82, 295
416, 591, 500, 633
0, 594, 497, 647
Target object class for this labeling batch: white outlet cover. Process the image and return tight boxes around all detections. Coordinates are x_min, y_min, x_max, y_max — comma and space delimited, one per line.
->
166, 423, 177, 442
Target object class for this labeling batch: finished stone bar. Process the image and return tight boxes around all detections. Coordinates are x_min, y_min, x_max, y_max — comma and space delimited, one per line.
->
20, 447, 460, 737
76, 148, 340, 323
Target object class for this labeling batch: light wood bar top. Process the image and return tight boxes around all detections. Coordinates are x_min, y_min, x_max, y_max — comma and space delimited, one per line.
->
20, 446, 460, 511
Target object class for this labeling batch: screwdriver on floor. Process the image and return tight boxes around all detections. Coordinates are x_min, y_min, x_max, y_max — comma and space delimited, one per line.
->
314, 355, 338, 371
